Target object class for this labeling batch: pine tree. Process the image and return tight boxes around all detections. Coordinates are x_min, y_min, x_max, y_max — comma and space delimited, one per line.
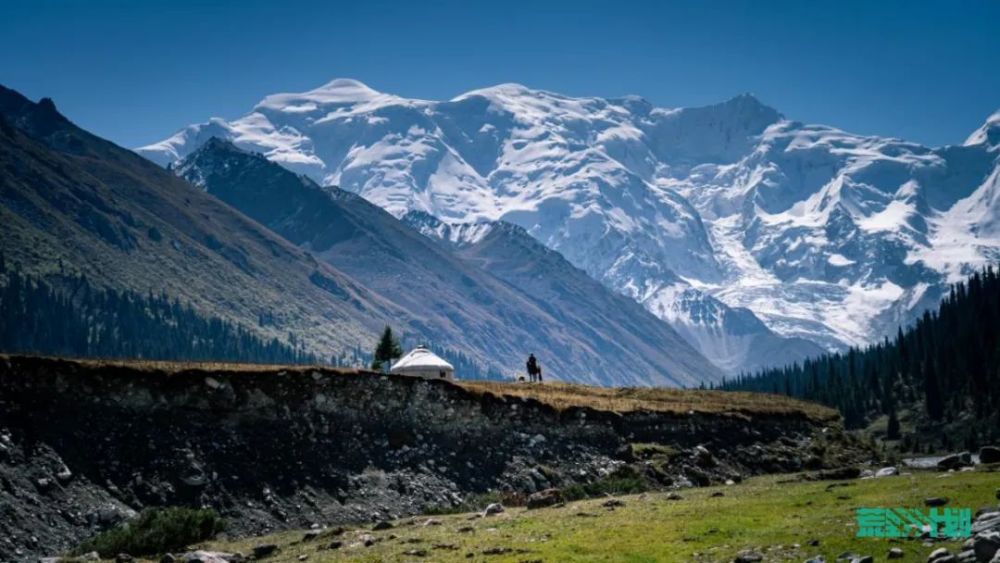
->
370, 325, 403, 372
924, 357, 944, 421
886, 408, 901, 440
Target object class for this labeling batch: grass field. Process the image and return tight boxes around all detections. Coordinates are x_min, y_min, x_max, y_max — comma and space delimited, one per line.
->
193, 469, 998, 563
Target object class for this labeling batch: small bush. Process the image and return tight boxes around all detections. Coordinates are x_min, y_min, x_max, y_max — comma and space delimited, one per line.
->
630, 442, 680, 460
74, 507, 223, 558
560, 476, 649, 502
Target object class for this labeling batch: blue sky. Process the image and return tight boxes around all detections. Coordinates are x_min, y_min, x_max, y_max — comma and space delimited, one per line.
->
2, 0, 998, 148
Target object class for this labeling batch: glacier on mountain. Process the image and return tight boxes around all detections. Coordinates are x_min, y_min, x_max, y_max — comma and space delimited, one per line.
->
138, 78, 1000, 373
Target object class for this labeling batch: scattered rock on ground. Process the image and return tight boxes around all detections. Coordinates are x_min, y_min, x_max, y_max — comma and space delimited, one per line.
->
483, 502, 505, 516
938, 453, 973, 471
979, 446, 1000, 464
875, 467, 899, 477
372, 520, 393, 530
734, 549, 763, 562
888, 547, 904, 559
602, 498, 625, 508
666, 492, 683, 501
973, 530, 1000, 562
925, 497, 950, 507
928, 547, 951, 562
252, 544, 278, 558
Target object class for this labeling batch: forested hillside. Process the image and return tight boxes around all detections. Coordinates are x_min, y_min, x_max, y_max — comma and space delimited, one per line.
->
721, 267, 1000, 451
0, 256, 313, 364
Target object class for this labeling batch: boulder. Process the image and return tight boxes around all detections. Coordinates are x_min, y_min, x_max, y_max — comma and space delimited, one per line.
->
875, 467, 899, 477
980, 446, 1000, 464
483, 502, 505, 516
372, 520, 394, 530
852, 556, 874, 563
252, 544, 278, 559
888, 548, 904, 559
693, 445, 717, 468
115, 555, 134, 563
925, 497, 950, 507
733, 549, 762, 562
974, 530, 1000, 562
178, 552, 239, 563
973, 512, 1000, 534
938, 453, 973, 471
666, 492, 683, 501
527, 489, 562, 509
928, 548, 951, 562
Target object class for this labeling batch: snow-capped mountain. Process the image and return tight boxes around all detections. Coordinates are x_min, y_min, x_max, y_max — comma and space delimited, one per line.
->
139, 78, 1000, 372
172, 138, 723, 386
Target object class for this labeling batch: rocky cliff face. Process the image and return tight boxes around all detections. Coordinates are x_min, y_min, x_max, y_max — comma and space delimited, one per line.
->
0, 356, 863, 559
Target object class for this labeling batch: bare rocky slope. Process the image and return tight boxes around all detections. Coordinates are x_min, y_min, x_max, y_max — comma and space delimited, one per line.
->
173, 139, 720, 386
0, 85, 395, 358
0, 355, 866, 560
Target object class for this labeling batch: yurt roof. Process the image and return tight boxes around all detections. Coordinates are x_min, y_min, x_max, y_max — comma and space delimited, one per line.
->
390, 347, 454, 371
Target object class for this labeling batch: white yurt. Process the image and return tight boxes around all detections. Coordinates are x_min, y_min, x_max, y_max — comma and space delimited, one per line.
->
389, 346, 455, 380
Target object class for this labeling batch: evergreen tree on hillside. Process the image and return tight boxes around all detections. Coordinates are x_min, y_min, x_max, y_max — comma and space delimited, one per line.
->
719, 266, 1000, 441
370, 325, 403, 372
886, 408, 901, 440
0, 267, 314, 364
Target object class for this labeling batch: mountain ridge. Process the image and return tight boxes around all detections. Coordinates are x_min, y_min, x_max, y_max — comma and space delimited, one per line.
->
175, 137, 724, 386
137, 79, 1000, 373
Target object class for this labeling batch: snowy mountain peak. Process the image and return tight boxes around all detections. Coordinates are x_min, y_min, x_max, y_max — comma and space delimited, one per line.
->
964, 108, 1000, 148
254, 78, 391, 110
139, 80, 1000, 374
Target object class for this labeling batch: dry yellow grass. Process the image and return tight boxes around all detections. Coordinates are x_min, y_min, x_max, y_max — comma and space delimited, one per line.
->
457, 380, 839, 422
1, 355, 838, 422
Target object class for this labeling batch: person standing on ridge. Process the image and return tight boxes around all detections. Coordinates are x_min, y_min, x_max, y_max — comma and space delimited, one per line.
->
526, 353, 542, 383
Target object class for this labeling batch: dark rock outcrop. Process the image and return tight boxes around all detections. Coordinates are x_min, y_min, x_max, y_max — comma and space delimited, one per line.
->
0, 355, 860, 559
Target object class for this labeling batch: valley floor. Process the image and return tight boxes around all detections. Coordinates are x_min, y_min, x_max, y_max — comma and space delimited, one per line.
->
193, 469, 998, 563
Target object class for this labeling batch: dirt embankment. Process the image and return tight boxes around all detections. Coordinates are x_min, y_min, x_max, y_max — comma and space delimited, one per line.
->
0, 355, 865, 560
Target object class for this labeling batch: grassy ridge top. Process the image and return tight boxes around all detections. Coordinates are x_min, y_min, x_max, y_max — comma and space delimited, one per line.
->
458, 380, 839, 422
1, 355, 837, 422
